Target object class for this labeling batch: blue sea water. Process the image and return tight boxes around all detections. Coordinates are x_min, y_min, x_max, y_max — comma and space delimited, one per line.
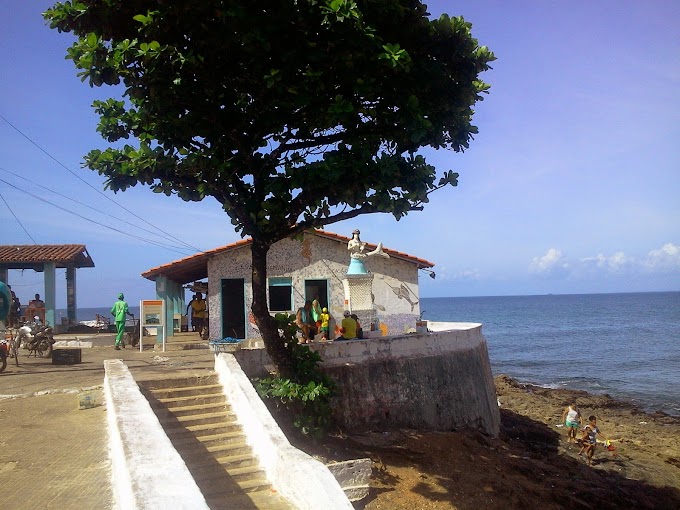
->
421, 292, 680, 416
63, 293, 680, 415
57, 306, 141, 324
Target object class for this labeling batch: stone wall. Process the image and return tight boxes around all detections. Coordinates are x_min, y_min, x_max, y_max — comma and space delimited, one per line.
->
234, 323, 500, 437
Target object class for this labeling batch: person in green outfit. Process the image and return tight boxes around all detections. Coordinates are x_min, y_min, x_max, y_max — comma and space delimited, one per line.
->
111, 293, 133, 350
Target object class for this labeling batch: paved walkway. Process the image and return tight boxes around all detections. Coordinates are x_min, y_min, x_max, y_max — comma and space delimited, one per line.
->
0, 339, 216, 509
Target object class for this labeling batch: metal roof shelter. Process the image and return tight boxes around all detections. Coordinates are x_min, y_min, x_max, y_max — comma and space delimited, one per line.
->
0, 244, 95, 327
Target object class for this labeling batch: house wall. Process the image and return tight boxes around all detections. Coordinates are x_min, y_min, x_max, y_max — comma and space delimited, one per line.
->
206, 233, 423, 341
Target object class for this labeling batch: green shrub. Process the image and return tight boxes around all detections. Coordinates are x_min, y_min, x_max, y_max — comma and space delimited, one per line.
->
254, 313, 335, 437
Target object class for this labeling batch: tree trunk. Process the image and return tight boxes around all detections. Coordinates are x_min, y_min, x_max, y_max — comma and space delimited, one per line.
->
250, 237, 293, 374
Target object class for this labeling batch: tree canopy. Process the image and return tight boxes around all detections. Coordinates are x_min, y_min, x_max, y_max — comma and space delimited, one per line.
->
44, 0, 494, 370
45, 0, 494, 242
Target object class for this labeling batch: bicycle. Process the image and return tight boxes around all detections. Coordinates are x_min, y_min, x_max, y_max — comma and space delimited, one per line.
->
0, 327, 20, 372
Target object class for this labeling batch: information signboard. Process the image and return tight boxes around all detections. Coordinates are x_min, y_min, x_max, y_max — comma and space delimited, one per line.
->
139, 300, 166, 352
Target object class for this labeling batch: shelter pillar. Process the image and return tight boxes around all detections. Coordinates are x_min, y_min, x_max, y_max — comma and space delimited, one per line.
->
0, 268, 7, 284
155, 276, 184, 338
44, 262, 56, 327
65, 265, 77, 323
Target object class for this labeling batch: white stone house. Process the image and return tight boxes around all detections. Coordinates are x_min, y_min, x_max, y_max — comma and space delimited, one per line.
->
142, 229, 434, 341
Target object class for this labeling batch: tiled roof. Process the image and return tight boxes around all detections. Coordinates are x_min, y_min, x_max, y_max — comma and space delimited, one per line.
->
313, 230, 435, 268
0, 244, 94, 268
141, 229, 434, 283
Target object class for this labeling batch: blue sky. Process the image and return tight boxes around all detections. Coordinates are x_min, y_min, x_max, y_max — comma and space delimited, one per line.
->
1, 1, 678, 307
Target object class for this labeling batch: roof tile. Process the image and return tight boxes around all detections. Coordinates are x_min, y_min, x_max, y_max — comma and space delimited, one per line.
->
0, 245, 94, 267
141, 229, 433, 282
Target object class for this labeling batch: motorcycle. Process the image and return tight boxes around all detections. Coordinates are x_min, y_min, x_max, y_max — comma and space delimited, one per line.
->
17, 319, 55, 358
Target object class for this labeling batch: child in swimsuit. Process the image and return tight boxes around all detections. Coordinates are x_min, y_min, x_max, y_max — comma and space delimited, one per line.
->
578, 415, 609, 466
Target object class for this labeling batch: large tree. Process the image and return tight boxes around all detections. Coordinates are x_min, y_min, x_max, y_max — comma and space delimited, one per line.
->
45, 0, 494, 371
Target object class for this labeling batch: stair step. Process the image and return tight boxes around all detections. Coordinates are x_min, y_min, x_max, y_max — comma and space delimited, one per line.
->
234, 490, 294, 510
146, 383, 224, 399
165, 421, 242, 437
174, 441, 254, 463
138, 374, 218, 391
169, 430, 246, 448
189, 455, 263, 480
164, 401, 229, 417
158, 410, 237, 428
152, 392, 226, 408
200, 476, 272, 497
204, 490, 293, 510
223, 464, 268, 482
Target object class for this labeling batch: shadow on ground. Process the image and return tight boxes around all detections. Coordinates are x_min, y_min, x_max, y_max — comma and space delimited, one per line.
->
285, 408, 680, 510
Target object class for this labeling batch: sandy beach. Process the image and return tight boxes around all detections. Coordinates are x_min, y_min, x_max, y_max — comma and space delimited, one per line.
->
289, 375, 680, 510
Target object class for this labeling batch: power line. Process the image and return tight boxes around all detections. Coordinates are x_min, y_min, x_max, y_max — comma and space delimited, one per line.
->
0, 177, 196, 256
0, 113, 203, 253
0, 190, 37, 244
0, 166, 190, 249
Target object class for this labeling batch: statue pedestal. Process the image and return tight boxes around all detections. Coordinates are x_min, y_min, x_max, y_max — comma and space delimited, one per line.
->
343, 273, 374, 311
343, 273, 379, 331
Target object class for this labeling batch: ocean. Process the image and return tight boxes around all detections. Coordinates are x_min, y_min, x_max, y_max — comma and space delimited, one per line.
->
63, 292, 680, 415
58, 306, 142, 324
421, 292, 680, 416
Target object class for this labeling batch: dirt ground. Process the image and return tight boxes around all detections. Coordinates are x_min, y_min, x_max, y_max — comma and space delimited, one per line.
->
287, 375, 680, 510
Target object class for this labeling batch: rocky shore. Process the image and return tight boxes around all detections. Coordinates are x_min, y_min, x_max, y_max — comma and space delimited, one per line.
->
291, 374, 680, 509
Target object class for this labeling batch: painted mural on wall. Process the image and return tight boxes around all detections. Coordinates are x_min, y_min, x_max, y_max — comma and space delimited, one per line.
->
384, 281, 419, 312
206, 232, 424, 340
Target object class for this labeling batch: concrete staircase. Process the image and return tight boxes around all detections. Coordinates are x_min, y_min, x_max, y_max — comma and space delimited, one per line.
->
139, 374, 294, 510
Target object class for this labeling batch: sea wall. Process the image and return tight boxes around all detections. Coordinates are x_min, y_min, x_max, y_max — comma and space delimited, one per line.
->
235, 322, 500, 437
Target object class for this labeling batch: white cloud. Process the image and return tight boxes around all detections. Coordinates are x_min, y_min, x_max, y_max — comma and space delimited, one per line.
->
530, 242, 679, 281
529, 248, 568, 275
429, 266, 481, 282
580, 251, 635, 273
643, 243, 680, 272
454, 269, 481, 281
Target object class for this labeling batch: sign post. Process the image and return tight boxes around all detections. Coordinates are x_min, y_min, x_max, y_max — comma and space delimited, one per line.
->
139, 300, 166, 352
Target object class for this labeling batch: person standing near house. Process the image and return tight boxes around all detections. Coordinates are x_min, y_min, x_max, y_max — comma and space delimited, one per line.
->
319, 307, 332, 340
311, 296, 322, 331
7, 290, 20, 327
12, 292, 21, 325
111, 293, 133, 350
186, 293, 199, 331
188, 293, 207, 336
